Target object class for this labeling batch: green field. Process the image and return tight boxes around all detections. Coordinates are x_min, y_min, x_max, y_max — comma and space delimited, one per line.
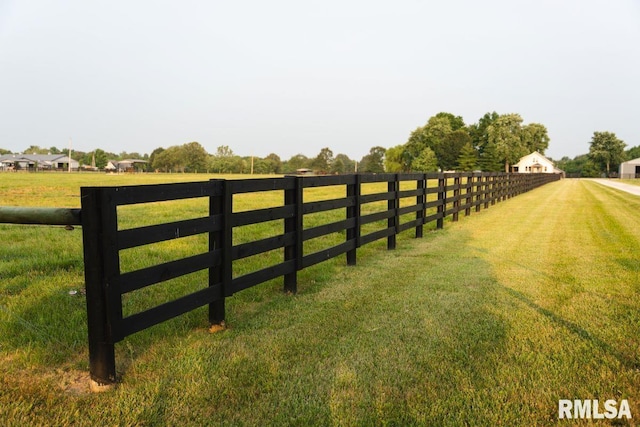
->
1, 173, 639, 425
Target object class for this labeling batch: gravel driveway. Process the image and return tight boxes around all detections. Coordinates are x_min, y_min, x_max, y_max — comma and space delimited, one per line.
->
587, 179, 640, 196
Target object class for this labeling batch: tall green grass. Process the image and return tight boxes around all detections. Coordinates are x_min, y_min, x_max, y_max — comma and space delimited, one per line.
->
1, 174, 638, 425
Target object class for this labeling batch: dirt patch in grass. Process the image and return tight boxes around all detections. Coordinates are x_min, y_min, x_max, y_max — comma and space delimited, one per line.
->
57, 369, 92, 396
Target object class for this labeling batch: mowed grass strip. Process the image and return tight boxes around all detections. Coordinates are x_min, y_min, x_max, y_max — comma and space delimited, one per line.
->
1, 175, 639, 425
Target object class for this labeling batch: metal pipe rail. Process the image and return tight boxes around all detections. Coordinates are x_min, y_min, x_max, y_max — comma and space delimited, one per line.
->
0, 206, 82, 226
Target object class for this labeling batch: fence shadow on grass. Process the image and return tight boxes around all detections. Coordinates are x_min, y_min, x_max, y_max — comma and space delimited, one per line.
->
501, 286, 640, 371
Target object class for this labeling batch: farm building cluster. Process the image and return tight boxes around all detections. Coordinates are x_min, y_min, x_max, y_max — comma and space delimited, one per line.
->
0, 154, 148, 172
0, 153, 79, 171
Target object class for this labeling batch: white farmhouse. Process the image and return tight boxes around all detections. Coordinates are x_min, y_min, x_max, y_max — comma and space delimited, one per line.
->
512, 151, 563, 175
619, 157, 640, 179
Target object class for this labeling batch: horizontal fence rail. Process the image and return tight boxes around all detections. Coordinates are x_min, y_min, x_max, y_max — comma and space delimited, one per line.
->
0, 206, 81, 225
77, 172, 560, 385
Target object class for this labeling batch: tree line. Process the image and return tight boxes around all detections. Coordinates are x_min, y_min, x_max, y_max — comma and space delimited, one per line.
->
2, 111, 636, 176
385, 112, 550, 173
557, 132, 637, 178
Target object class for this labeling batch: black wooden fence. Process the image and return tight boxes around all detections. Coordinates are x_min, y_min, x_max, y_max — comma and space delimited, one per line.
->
80, 172, 560, 385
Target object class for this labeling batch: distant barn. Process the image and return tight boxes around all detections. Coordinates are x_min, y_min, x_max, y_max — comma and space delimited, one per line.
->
105, 159, 148, 173
0, 153, 79, 171
619, 157, 640, 179
295, 168, 314, 175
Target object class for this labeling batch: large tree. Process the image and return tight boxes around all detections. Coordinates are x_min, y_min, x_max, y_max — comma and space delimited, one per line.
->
311, 147, 334, 173
182, 141, 208, 173
412, 147, 439, 172
436, 129, 472, 171
153, 145, 187, 172
149, 147, 165, 171
23, 145, 50, 154
331, 153, 355, 174
487, 113, 527, 172
434, 112, 465, 132
359, 146, 386, 173
456, 142, 478, 171
264, 153, 282, 174
626, 145, 640, 161
209, 145, 236, 173
478, 142, 503, 172
588, 131, 626, 177
468, 111, 499, 153
384, 145, 405, 173
521, 123, 550, 154
283, 154, 310, 173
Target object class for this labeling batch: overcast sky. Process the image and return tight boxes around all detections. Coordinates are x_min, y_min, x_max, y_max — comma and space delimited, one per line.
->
1, 0, 639, 161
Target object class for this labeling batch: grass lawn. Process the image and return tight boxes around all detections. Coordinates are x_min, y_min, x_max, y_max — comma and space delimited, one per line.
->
1, 174, 639, 425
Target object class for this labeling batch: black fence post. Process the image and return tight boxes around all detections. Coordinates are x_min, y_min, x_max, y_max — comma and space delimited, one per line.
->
81, 187, 117, 387
346, 174, 360, 265
484, 174, 490, 209
284, 176, 302, 292
490, 174, 497, 206
416, 174, 426, 238
475, 173, 482, 213
222, 180, 234, 298
437, 174, 445, 229
464, 174, 472, 217
209, 179, 225, 325
387, 174, 399, 250
452, 174, 461, 222
502, 173, 508, 201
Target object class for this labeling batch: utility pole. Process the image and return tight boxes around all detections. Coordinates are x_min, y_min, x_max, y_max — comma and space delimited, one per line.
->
68, 138, 72, 173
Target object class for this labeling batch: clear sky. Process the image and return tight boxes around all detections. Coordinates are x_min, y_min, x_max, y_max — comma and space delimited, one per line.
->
1, 0, 639, 161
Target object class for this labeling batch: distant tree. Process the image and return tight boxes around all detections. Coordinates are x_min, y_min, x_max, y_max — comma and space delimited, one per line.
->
456, 142, 478, 171
283, 154, 310, 173
404, 115, 454, 171
436, 129, 472, 171
119, 151, 144, 160
210, 145, 235, 173
331, 153, 355, 174
153, 145, 186, 172
384, 145, 405, 172
581, 159, 602, 178
0, 148, 12, 155
71, 150, 86, 162
182, 141, 208, 172
434, 112, 466, 131
478, 141, 503, 172
404, 126, 430, 165
234, 157, 248, 174
468, 112, 499, 153
424, 116, 454, 152
488, 113, 527, 172
588, 131, 626, 177
626, 145, 640, 160
359, 146, 385, 173
149, 147, 165, 171
48, 146, 63, 154
412, 147, 439, 172
556, 154, 589, 177
93, 149, 108, 169
251, 158, 270, 174
521, 123, 550, 154
264, 153, 282, 174
23, 145, 51, 154
311, 147, 334, 173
